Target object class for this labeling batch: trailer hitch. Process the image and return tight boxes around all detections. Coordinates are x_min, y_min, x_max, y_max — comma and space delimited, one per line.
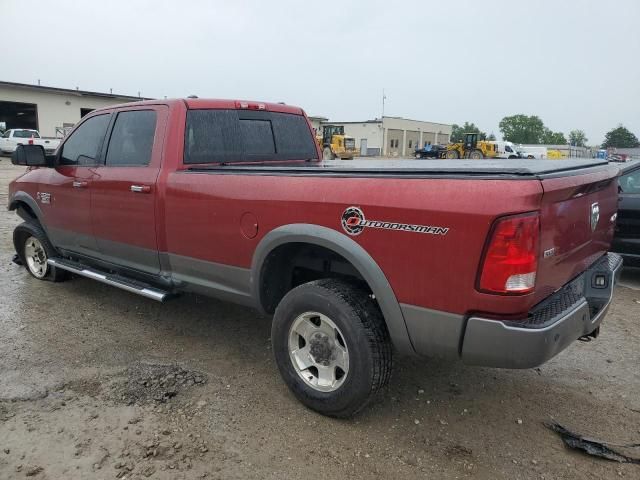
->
578, 327, 600, 342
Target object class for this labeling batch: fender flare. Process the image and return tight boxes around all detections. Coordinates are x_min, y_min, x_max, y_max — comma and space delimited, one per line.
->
8, 191, 47, 229
250, 224, 415, 355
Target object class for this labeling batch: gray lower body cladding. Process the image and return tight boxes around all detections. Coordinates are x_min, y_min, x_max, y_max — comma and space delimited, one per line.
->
403, 252, 623, 368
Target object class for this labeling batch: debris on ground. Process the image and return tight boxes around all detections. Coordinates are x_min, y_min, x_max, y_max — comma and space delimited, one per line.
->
546, 422, 640, 465
109, 363, 207, 405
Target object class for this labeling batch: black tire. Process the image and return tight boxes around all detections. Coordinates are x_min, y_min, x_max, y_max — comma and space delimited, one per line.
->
272, 278, 392, 418
13, 221, 68, 282
469, 149, 484, 159
445, 149, 459, 159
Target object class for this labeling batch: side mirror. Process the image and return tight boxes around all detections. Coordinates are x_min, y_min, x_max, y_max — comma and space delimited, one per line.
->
11, 144, 51, 167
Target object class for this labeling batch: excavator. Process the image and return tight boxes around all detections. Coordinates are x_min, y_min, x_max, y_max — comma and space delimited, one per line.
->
445, 133, 498, 159
317, 125, 358, 160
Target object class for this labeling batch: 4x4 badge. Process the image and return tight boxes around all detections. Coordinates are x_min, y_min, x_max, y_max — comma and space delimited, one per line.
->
341, 206, 449, 237
36, 192, 51, 204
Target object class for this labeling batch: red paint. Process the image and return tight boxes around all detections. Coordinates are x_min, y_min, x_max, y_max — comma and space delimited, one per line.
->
9, 99, 619, 319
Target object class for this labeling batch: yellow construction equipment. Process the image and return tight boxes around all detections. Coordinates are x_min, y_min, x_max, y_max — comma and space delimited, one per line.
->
317, 125, 358, 160
445, 133, 498, 159
547, 149, 566, 159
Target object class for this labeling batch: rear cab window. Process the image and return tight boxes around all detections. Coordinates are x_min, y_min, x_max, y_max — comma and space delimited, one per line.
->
13, 130, 40, 138
184, 109, 317, 164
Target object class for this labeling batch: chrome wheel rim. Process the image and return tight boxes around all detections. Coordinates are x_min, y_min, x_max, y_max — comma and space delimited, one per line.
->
288, 312, 349, 392
24, 236, 48, 278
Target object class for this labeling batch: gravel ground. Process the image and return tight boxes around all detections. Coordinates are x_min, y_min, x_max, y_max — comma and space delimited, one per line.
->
0, 159, 639, 480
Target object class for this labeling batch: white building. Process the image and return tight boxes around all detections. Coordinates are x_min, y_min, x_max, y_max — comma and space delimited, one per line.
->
318, 116, 452, 156
0, 80, 148, 137
308, 115, 328, 135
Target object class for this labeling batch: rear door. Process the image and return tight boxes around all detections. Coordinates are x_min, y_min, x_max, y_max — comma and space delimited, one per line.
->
90, 106, 168, 274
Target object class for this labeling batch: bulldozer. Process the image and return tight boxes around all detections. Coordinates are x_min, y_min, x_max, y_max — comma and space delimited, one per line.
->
445, 133, 498, 159
317, 125, 358, 160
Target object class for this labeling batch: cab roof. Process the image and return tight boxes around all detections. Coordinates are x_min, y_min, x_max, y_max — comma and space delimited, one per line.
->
87, 98, 305, 116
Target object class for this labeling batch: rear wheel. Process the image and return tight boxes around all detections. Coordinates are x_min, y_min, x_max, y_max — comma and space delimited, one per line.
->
323, 147, 334, 160
446, 149, 460, 159
469, 149, 484, 159
14, 222, 68, 282
272, 279, 392, 417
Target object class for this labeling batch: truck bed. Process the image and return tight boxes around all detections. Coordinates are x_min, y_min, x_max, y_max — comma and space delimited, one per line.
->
186, 158, 611, 179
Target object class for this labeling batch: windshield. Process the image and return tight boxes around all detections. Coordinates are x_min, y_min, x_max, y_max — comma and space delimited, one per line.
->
13, 130, 39, 138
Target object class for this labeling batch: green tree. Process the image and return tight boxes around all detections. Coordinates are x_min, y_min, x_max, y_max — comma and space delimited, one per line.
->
451, 122, 487, 143
542, 128, 567, 145
601, 125, 640, 148
499, 115, 546, 144
568, 129, 588, 147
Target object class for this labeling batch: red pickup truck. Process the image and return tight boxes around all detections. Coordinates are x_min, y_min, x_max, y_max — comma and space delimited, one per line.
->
8, 99, 622, 417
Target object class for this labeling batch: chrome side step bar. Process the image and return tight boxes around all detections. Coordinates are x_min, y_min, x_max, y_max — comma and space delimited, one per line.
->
47, 258, 169, 302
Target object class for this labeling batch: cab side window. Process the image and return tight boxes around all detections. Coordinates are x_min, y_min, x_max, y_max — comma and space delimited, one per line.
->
105, 110, 157, 167
60, 114, 110, 166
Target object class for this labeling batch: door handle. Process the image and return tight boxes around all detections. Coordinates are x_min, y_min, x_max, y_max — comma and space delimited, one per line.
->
130, 185, 151, 193
72, 181, 88, 188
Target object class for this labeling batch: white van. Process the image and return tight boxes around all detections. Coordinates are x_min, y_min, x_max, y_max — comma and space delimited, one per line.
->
493, 141, 520, 159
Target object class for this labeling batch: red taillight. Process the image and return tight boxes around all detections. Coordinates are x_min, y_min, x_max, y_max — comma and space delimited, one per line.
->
28, 137, 34, 145
478, 212, 540, 294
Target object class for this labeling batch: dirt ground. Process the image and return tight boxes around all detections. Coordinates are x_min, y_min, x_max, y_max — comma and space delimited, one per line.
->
0, 159, 638, 480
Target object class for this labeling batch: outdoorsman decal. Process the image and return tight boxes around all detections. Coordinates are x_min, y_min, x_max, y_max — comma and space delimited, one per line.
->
341, 206, 449, 237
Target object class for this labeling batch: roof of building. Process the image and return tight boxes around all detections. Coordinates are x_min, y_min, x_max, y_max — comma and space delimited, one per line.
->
0, 80, 152, 101
321, 116, 452, 127
321, 119, 382, 125
381, 116, 452, 127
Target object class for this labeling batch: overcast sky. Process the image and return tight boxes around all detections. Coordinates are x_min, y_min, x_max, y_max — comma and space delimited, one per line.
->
3, 0, 639, 144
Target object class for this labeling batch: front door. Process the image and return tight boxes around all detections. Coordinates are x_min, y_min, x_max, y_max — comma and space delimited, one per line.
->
41, 113, 111, 256
90, 106, 167, 274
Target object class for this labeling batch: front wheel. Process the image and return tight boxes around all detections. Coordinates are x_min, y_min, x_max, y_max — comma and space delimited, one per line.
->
272, 279, 392, 417
14, 222, 68, 282
445, 149, 460, 159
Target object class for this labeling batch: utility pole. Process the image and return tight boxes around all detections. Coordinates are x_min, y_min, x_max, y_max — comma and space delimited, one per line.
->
381, 88, 387, 156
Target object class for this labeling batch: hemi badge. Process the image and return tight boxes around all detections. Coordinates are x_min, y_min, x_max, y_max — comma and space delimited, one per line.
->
543, 247, 556, 258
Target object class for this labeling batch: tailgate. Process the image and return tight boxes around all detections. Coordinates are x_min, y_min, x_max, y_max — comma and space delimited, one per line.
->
535, 165, 619, 301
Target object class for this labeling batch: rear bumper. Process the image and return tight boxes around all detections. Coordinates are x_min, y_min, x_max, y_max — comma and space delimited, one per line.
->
460, 252, 623, 368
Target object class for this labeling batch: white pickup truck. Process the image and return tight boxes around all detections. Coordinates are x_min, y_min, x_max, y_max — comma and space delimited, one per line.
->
0, 129, 61, 156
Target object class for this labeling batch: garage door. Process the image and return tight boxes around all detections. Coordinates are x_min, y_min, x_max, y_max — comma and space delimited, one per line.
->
0, 101, 38, 131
